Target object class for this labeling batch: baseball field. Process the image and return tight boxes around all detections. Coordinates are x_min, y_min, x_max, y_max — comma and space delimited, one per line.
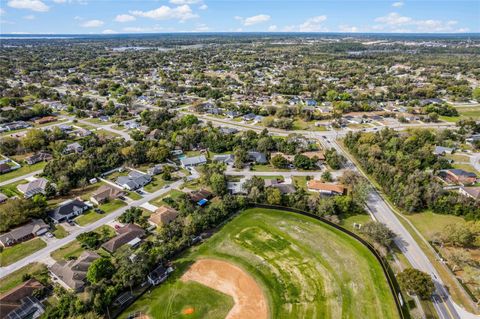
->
121, 207, 400, 319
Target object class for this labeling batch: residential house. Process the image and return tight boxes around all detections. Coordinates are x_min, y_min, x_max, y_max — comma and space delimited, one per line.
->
272, 183, 296, 194
225, 110, 241, 118
301, 151, 325, 161
0, 163, 12, 174
64, 142, 83, 154
219, 127, 238, 135
180, 155, 207, 168
271, 152, 295, 162
147, 164, 163, 175
116, 171, 152, 190
307, 181, 346, 195
147, 264, 174, 286
0, 219, 49, 247
101, 224, 145, 253
433, 146, 454, 156
242, 113, 256, 121
148, 206, 179, 227
25, 152, 52, 165
0, 279, 45, 319
459, 186, 480, 201
49, 251, 100, 291
304, 98, 317, 107
441, 169, 477, 185
34, 116, 56, 125
212, 154, 235, 165
48, 199, 89, 223
90, 185, 124, 205
17, 178, 48, 199
248, 151, 267, 164
121, 119, 140, 130
188, 189, 213, 203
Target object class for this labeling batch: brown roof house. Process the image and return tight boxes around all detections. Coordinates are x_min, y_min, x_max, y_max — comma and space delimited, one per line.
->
149, 206, 179, 227
459, 186, 480, 201
49, 251, 100, 291
90, 185, 124, 205
0, 219, 49, 247
307, 181, 346, 195
441, 169, 477, 185
0, 279, 44, 319
102, 224, 145, 253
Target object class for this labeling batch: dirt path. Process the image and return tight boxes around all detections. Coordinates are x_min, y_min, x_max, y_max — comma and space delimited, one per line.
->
181, 259, 268, 319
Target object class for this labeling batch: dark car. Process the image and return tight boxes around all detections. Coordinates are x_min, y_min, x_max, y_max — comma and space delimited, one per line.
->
94, 208, 105, 214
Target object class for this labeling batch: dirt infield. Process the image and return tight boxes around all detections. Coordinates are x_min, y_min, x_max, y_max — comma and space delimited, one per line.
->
181, 259, 268, 319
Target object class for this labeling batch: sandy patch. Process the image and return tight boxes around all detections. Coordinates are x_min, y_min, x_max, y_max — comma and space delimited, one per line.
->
181, 259, 268, 319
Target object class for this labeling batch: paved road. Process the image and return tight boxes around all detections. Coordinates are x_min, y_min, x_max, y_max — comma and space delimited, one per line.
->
0, 180, 183, 279
75, 118, 132, 141
328, 138, 476, 319
0, 170, 43, 187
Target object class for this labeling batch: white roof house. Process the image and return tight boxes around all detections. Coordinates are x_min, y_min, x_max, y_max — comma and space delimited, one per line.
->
180, 155, 207, 168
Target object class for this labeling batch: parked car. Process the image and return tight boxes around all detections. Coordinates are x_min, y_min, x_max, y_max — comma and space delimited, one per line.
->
94, 208, 105, 214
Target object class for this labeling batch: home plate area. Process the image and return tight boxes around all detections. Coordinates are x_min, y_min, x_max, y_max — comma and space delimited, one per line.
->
181, 259, 268, 319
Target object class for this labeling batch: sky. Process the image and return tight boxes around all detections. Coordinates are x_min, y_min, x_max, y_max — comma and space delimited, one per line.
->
0, 0, 479, 34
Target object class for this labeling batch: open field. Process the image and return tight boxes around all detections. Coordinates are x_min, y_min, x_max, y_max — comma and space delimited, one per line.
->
74, 199, 126, 226
0, 263, 47, 293
0, 161, 46, 183
122, 208, 399, 319
0, 238, 46, 266
149, 189, 184, 207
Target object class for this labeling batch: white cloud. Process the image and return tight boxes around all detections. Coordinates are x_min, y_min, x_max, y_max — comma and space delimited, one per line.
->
392, 2, 404, 8
374, 12, 465, 32
299, 15, 328, 32
268, 25, 277, 31
115, 14, 135, 23
194, 23, 209, 31
169, 0, 201, 4
23, 14, 35, 19
81, 19, 104, 27
130, 5, 197, 21
339, 25, 358, 32
52, 0, 66, 3
240, 14, 270, 26
7, 0, 49, 12
0, 8, 6, 15
199, 4, 207, 10
102, 29, 117, 34
123, 25, 165, 33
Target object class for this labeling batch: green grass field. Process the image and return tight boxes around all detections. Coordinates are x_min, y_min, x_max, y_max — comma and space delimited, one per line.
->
74, 199, 126, 226
0, 263, 47, 293
0, 238, 46, 266
0, 161, 46, 183
122, 208, 399, 319
149, 189, 184, 207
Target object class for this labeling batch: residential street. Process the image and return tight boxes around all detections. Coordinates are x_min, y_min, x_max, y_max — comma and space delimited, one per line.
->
0, 179, 183, 279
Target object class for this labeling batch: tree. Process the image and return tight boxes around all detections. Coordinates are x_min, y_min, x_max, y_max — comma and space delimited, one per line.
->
321, 171, 332, 182
293, 154, 316, 170
0, 137, 20, 155
76, 232, 101, 249
397, 268, 435, 299
266, 187, 282, 205
271, 154, 289, 168
118, 207, 143, 224
324, 148, 345, 170
22, 129, 47, 151
209, 173, 227, 196
472, 87, 480, 102
360, 222, 396, 247
86, 257, 115, 284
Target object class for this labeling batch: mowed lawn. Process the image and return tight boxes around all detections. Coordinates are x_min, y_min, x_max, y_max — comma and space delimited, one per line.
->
75, 199, 126, 226
122, 208, 399, 319
0, 238, 46, 266
0, 161, 46, 183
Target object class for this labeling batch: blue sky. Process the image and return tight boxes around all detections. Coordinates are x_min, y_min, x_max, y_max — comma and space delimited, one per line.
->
0, 0, 478, 34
